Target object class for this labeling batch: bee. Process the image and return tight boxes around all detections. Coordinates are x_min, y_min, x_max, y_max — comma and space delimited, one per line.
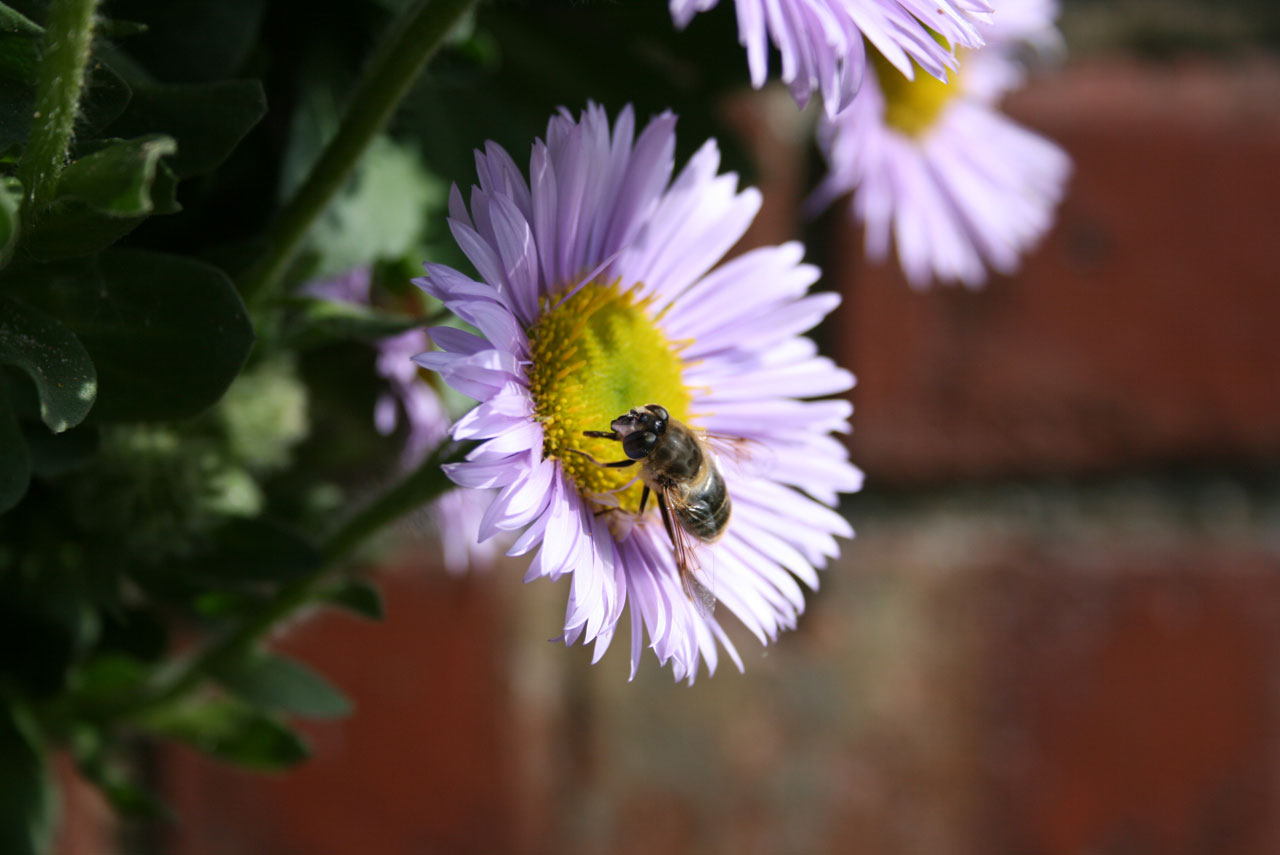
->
580, 404, 729, 613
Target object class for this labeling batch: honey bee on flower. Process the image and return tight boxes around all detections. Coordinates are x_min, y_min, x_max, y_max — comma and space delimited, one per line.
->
414, 104, 862, 682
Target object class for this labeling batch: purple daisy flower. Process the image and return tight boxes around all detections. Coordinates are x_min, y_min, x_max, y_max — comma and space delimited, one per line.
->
669, 0, 993, 118
414, 104, 862, 682
809, 0, 1072, 287
304, 269, 498, 573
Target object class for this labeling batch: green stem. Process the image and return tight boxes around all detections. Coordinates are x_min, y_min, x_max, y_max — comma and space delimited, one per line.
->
16, 0, 101, 220
108, 440, 470, 723
238, 0, 478, 307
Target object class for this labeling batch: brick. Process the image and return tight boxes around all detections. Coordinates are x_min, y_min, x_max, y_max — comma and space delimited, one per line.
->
832, 60, 1280, 484
52, 754, 114, 855
972, 549, 1280, 855
159, 567, 514, 855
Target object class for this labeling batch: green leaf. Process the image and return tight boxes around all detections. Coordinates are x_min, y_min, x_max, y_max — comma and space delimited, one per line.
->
0, 3, 41, 38
55, 135, 177, 216
137, 697, 309, 771
0, 77, 34, 160
97, 777, 170, 820
0, 4, 40, 82
104, 80, 266, 178
216, 653, 352, 719
0, 704, 57, 855
0, 706, 55, 852
0, 295, 97, 432
75, 60, 132, 141
105, 0, 266, 84
0, 175, 19, 268
192, 590, 263, 618
23, 161, 178, 259
281, 296, 428, 350
0, 386, 31, 513
96, 18, 149, 40
69, 653, 149, 706
176, 517, 321, 587
321, 578, 384, 621
0, 14, 132, 153
7, 249, 254, 421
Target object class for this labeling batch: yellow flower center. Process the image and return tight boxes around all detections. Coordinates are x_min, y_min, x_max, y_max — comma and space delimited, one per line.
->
871, 39, 963, 138
528, 280, 691, 514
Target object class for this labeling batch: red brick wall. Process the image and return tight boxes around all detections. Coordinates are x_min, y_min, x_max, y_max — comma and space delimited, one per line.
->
58, 59, 1280, 855
837, 59, 1280, 483
159, 569, 515, 855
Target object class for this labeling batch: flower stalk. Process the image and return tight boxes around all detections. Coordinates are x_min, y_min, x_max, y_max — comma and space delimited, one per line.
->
237, 0, 478, 307
16, 0, 101, 220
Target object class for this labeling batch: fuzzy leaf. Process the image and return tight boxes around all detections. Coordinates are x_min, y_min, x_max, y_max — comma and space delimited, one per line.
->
7, 249, 253, 421
0, 295, 97, 432
0, 3, 40, 39
216, 653, 352, 719
104, 80, 266, 178
0, 3, 39, 153
75, 60, 132, 140
0, 14, 131, 152
55, 135, 178, 216
23, 161, 178, 260
104, 0, 266, 83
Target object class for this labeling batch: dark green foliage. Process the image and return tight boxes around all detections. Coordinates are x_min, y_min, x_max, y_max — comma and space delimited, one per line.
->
215, 653, 352, 719
54, 135, 178, 215
104, 81, 266, 179
0, 705, 56, 855
321, 577, 385, 621
137, 697, 310, 771
6, 250, 253, 421
0, 294, 96, 432
0, 0, 766, 849
280, 295, 434, 351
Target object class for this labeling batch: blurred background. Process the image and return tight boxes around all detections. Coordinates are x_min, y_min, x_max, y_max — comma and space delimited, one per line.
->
49, 0, 1280, 852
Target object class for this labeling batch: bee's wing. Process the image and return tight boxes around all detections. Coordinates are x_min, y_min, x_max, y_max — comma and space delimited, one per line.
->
698, 431, 773, 476
660, 486, 718, 618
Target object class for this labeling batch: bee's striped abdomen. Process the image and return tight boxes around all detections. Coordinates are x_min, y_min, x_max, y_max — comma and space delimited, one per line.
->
674, 463, 731, 542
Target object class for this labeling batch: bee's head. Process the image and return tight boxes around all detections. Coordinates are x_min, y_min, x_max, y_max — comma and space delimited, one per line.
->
610, 404, 668, 460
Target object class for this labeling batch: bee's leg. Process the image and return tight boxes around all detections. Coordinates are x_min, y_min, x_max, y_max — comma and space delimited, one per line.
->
639, 484, 650, 515
568, 448, 635, 469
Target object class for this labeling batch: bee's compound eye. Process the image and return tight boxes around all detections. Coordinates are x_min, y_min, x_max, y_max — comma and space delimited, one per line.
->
622, 429, 658, 460
647, 404, 669, 422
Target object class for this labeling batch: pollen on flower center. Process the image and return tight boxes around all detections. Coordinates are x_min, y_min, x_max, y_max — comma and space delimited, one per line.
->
528, 280, 691, 514
871, 39, 962, 137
